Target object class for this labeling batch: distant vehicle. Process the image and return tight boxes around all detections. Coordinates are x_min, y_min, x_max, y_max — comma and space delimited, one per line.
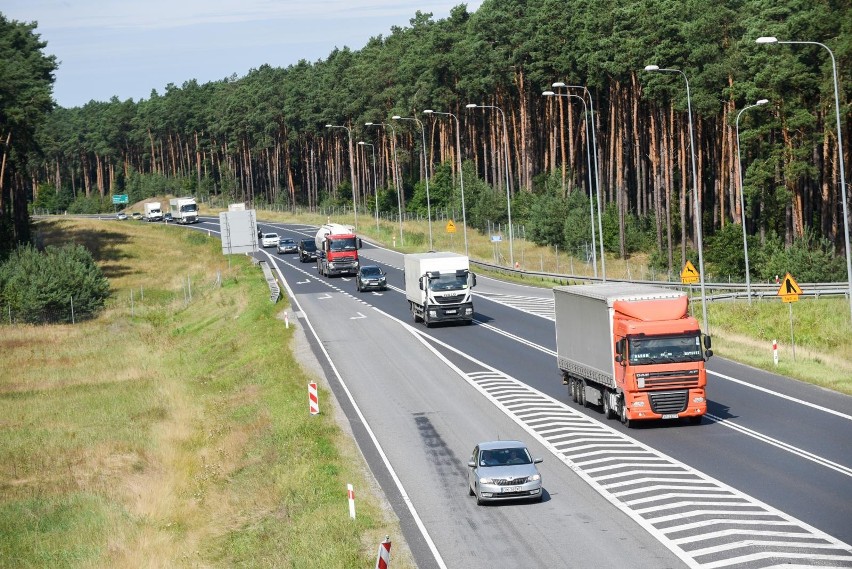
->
356, 265, 387, 292
468, 440, 543, 505
298, 239, 317, 262
169, 197, 198, 224
260, 233, 279, 248
116, 212, 128, 220
276, 237, 298, 254
315, 223, 361, 277
143, 201, 163, 222
131, 212, 142, 220
163, 212, 173, 222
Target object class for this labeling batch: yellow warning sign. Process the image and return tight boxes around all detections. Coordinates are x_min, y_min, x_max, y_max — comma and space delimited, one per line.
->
446, 220, 457, 234
777, 272, 802, 303
680, 260, 699, 284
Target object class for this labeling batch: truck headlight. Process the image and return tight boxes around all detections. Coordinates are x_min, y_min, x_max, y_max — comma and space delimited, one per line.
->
465, 308, 473, 315
429, 310, 437, 317
693, 396, 705, 403
631, 401, 646, 407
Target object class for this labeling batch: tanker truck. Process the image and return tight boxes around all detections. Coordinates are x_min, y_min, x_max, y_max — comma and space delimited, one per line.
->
315, 223, 361, 277
554, 282, 712, 427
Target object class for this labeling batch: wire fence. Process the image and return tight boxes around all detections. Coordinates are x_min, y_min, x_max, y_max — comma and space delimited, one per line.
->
3, 271, 225, 326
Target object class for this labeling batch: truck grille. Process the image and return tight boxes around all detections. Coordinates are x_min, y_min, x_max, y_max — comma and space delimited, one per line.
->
648, 390, 688, 414
637, 369, 700, 389
435, 294, 465, 305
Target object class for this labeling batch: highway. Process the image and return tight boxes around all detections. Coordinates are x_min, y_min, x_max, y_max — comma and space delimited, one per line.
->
199, 217, 852, 568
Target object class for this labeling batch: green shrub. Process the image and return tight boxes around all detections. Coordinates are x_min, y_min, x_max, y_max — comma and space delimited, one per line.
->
0, 244, 110, 323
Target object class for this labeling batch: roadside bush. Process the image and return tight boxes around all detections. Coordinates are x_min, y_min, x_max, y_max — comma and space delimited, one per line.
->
0, 243, 110, 323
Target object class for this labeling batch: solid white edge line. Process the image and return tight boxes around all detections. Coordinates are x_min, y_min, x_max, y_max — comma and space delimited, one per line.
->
708, 370, 852, 421
266, 254, 448, 569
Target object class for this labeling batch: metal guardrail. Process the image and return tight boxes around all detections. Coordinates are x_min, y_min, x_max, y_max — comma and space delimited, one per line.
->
259, 261, 280, 303
469, 259, 849, 301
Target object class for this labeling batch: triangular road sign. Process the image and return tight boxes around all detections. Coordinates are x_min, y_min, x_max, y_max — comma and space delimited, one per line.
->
777, 272, 802, 302
681, 260, 699, 284
446, 220, 456, 233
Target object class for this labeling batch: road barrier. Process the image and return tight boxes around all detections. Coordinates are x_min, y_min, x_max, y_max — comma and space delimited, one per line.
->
308, 382, 319, 415
375, 536, 391, 569
347, 483, 356, 519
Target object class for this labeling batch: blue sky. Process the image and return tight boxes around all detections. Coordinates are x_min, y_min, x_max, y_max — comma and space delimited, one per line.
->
3, 1, 483, 108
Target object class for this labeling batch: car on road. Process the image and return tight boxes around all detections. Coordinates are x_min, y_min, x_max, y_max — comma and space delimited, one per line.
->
116, 212, 128, 220
163, 212, 173, 222
298, 239, 318, 262
356, 265, 387, 292
260, 233, 279, 248
277, 237, 298, 254
468, 440, 543, 505
131, 212, 142, 220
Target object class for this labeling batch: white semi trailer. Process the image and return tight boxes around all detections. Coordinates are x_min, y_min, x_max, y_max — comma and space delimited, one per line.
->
404, 252, 476, 326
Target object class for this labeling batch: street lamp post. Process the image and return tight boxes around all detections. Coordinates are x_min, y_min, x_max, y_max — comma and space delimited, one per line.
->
365, 121, 403, 245
735, 98, 770, 305
642, 64, 709, 333
423, 109, 468, 255
466, 103, 514, 267
325, 123, 358, 229
357, 141, 380, 231
553, 82, 607, 280
543, 90, 598, 277
756, 36, 852, 325
393, 115, 433, 250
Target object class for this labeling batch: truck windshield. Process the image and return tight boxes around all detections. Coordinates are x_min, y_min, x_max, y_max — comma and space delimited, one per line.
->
180, 204, 197, 213
329, 237, 357, 251
628, 334, 703, 365
428, 273, 467, 291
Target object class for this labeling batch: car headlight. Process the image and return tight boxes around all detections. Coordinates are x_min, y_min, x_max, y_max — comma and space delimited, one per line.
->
529, 474, 541, 482
478, 477, 493, 484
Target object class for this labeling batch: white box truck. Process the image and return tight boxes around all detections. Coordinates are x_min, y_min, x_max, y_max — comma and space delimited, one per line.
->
170, 197, 198, 224
143, 201, 163, 222
554, 283, 712, 427
404, 252, 476, 326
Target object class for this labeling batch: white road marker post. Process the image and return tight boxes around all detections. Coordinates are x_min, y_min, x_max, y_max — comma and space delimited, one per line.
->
773, 339, 779, 366
347, 484, 356, 519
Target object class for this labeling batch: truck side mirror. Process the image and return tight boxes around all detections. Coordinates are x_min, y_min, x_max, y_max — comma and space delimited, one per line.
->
470, 273, 477, 287
615, 354, 623, 364
419, 276, 424, 291
704, 335, 712, 350
357, 238, 362, 249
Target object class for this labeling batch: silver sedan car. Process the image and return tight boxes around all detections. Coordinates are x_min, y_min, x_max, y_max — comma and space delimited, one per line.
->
468, 440, 543, 505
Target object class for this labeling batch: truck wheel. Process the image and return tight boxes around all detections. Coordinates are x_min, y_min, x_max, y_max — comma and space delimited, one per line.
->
579, 381, 589, 407
411, 303, 422, 323
619, 399, 632, 428
570, 379, 579, 403
603, 390, 617, 420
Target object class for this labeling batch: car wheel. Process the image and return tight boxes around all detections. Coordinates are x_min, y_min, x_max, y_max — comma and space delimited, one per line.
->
469, 484, 475, 496
475, 487, 483, 506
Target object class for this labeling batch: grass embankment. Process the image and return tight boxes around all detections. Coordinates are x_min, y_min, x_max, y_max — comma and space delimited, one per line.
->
225, 205, 852, 396
0, 218, 413, 568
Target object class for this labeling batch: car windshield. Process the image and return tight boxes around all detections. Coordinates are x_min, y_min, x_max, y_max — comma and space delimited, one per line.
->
264, 234, 277, 240
329, 237, 357, 251
628, 334, 704, 365
361, 267, 383, 277
282, 239, 295, 245
480, 447, 532, 467
428, 272, 467, 292
301, 241, 316, 250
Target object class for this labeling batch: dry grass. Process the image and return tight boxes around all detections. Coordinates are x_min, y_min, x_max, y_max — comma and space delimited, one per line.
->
1, 217, 415, 568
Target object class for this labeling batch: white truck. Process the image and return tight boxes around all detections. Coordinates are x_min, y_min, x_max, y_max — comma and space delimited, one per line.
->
143, 201, 163, 222
169, 197, 198, 224
404, 252, 476, 326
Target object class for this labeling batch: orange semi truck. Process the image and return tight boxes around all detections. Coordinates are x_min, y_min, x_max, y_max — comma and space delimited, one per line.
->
554, 283, 712, 427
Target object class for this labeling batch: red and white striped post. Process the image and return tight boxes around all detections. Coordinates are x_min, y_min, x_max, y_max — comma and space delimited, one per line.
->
347, 483, 356, 519
375, 536, 391, 569
772, 339, 778, 366
285, 312, 289, 329
308, 382, 319, 415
